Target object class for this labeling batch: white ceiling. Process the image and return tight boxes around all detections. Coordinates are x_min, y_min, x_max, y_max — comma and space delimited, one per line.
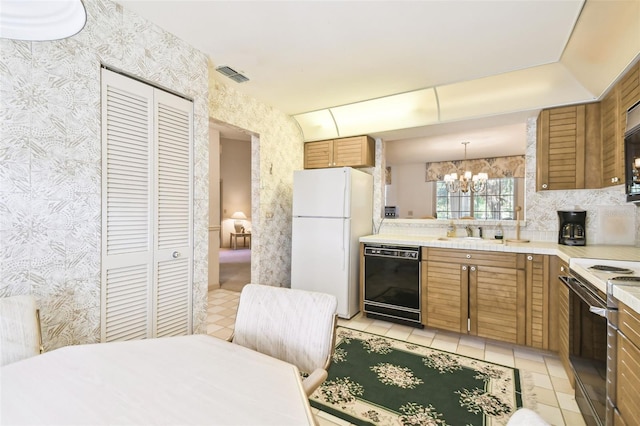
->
118, 0, 640, 163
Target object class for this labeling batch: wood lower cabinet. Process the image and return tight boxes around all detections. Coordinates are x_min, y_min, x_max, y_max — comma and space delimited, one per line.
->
557, 259, 574, 386
422, 248, 526, 345
525, 254, 550, 349
616, 301, 640, 425
304, 135, 374, 169
422, 258, 467, 333
471, 263, 525, 344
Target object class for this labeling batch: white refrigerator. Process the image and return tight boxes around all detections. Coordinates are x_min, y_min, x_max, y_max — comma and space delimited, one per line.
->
291, 167, 373, 318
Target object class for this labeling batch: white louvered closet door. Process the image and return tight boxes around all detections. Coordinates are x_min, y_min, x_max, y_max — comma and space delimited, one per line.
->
101, 69, 193, 342
153, 90, 193, 338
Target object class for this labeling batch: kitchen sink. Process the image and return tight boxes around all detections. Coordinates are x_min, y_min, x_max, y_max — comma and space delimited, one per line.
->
436, 237, 502, 244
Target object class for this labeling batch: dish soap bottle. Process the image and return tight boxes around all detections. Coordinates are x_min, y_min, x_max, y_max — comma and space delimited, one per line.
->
495, 223, 503, 240
446, 221, 456, 237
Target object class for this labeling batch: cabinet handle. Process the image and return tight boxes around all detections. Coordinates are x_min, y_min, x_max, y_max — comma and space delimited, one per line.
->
470, 266, 476, 272
560, 266, 565, 272
527, 255, 533, 261
542, 183, 548, 189
611, 177, 619, 183
172, 251, 181, 259
462, 265, 468, 271
466, 254, 471, 259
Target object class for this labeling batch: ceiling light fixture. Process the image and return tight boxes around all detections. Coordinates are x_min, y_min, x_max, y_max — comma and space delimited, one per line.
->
215, 65, 250, 83
0, 0, 87, 41
443, 142, 488, 194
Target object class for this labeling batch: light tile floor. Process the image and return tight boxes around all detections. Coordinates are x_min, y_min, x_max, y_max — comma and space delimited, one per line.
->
207, 288, 586, 426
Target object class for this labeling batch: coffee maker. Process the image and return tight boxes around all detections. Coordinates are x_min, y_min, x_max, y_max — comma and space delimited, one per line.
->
558, 210, 586, 246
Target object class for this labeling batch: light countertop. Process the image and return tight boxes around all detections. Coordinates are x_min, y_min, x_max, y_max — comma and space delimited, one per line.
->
360, 233, 640, 313
360, 234, 640, 263
613, 285, 640, 314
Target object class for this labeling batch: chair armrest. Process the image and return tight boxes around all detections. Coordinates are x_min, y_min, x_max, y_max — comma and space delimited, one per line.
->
302, 368, 328, 396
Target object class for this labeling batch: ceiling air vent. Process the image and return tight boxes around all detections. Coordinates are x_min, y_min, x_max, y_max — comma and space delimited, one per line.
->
215, 65, 249, 83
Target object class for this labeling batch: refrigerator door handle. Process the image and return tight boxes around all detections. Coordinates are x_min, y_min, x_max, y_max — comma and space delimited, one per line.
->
342, 220, 347, 271
342, 169, 348, 218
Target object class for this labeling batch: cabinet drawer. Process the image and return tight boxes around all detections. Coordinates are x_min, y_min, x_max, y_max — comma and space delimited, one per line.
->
424, 247, 521, 268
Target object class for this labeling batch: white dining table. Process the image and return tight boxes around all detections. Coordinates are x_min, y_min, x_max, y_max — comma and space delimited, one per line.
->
0, 334, 315, 425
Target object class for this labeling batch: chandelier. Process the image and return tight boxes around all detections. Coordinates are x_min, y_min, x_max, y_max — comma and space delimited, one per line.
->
443, 142, 488, 193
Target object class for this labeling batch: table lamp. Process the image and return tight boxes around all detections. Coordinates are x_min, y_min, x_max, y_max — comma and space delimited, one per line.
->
231, 211, 247, 233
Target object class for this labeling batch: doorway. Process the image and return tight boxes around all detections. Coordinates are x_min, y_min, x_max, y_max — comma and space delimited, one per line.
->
209, 120, 252, 293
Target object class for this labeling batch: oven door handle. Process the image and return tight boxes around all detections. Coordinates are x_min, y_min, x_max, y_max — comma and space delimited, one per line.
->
589, 306, 607, 318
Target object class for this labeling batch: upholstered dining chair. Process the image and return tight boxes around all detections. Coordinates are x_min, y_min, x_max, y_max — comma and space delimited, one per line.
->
232, 284, 338, 396
506, 408, 550, 425
0, 295, 43, 366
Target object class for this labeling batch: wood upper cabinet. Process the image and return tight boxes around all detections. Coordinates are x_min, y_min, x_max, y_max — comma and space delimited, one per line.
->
422, 248, 525, 345
602, 61, 640, 187
304, 135, 374, 169
536, 103, 601, 191
602, 85, 625, 187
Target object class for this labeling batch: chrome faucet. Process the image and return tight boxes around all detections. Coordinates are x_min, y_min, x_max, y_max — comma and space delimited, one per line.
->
465, 225, 473, 237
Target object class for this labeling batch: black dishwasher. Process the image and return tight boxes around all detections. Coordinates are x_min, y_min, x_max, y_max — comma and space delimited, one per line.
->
363, 244, 422, 327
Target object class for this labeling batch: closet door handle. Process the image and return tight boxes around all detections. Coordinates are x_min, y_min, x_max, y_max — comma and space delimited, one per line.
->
172, 251, 181, 259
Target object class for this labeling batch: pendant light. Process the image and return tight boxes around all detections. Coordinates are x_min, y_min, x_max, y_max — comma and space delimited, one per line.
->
0, 0, 87, 41
443, 142, 488, 194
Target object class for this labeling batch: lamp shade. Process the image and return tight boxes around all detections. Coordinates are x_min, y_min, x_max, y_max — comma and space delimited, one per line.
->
231, 211, 247, 233
0, 0, 87, 41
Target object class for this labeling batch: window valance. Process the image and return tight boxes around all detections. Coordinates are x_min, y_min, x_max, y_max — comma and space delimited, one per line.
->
425, 155, 525, 182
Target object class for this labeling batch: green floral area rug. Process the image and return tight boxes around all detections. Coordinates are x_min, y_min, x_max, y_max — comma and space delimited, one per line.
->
310, 327, 526, 426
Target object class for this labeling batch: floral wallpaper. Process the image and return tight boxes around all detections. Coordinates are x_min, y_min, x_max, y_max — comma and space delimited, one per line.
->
208, 71, 304, 287
425, 156, 525, 181
0, 0, 210, 350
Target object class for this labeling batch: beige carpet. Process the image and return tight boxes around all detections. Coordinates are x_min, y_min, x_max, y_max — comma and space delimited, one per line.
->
219, 248, 250, 292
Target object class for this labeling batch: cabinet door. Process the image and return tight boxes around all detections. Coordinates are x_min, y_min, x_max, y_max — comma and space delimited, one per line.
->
333, 136, 374, 168
526, 254, 549, 349
470, 265, 525, 345
602, 85, 623, 186
424, 260, 467, 333
617, 332, 640, 425
557, 261, 574, 386
537, 105, 586, 191
602, 60, 639, 187
304, 140, 333, 169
